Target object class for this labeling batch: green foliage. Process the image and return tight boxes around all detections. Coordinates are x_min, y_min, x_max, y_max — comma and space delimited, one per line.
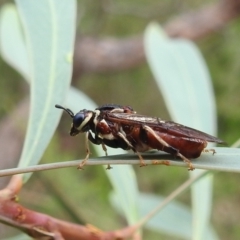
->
0, 1, 76, 182
0, 1, 240, 240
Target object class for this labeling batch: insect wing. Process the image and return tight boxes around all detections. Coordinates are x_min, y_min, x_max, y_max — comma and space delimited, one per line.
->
107, 112, 224, 144
156, 121, 224, 144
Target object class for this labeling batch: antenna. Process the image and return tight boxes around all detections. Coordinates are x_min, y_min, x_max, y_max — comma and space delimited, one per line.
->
55, 104, 74, 118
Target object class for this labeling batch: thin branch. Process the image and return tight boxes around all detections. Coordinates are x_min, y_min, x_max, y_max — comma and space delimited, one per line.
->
0, 189, 140, 240
0, 147, 240, 178
0, 160, 209, 240
73, 0, 240, 77
1, 1, 240, 177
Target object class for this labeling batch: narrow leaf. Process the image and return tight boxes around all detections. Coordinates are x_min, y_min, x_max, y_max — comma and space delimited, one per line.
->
14, 0, 76, 182
0, 4, 29, 81
144, 22, 218, 239
0, 3, 140, 225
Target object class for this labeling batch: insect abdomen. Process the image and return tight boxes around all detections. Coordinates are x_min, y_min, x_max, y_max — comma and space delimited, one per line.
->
151, 132, 207, 158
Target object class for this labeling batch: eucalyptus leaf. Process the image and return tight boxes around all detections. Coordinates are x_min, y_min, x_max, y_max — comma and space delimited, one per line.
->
144, 22, 219, 239
144, 22, 216, 132
0, 4, 29, 81
0, 1, 139, 226
14, 0, 76, 182
0, 2, 76, 176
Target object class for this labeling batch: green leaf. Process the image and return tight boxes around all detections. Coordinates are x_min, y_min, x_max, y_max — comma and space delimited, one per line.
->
12, 0, 76, 182
0, 2, 139, 225
144, 22, 216, 132
0, 2, 76, 182
144, 22, 218, 239
0, 4, 29, 81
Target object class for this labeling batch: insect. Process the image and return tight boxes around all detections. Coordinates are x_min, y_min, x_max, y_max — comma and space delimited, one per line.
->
55, 104, 224, 170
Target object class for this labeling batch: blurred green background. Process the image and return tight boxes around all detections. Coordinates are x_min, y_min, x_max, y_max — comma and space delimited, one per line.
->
1, 0, 240, 239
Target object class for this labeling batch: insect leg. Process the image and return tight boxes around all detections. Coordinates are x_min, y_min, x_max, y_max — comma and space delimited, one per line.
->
117, 132, 147, 167
78, 132, 91, 170
101, 142, 112, 170
78, 132, 111, 169
142, 125, 195, 170
203, 148, 216, 155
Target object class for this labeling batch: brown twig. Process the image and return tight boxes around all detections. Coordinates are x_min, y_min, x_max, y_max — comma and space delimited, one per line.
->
73, 0, 240, 78
0, 189, 138, 240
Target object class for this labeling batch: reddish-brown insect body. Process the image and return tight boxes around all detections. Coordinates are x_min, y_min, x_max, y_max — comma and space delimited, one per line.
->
55, 104, 224, 170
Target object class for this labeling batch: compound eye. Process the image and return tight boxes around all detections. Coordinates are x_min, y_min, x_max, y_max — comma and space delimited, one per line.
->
73, 112, 85, 128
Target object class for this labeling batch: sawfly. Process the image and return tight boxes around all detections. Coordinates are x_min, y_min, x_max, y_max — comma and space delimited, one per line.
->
55, 104, 224, 170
